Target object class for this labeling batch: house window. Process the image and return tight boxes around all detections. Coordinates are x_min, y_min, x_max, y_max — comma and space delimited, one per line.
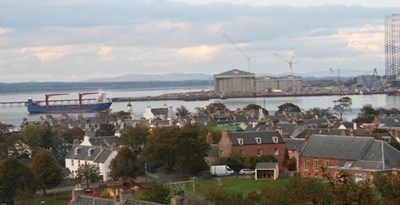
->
238, 138, 244, 145
255, 137, 262, 144
304, 160, 308, 171
71, 160, 74, 166
274, 148, 279, 155
220, 150, 223, 157
314, 160, 318, 172
272, 137, 278, 143
240, 150, 244, 157
78, 160, 80, 165
257, 149, 262, 156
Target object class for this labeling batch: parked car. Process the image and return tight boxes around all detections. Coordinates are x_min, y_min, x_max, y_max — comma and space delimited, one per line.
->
239, 168, 255, 175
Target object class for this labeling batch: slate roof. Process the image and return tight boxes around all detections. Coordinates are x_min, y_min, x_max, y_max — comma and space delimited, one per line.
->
377, 117, 400, 128
285, 138, 305, 151
255, 162, 278, 169
65, 146, 115, 163
151, 108, 168, 117
90, 136, 120, 146
70, 195, 113, 205
214, 69, 255, 78
300, 135, 374, 160
229, 130, 284, 145
354, 141, 400, 170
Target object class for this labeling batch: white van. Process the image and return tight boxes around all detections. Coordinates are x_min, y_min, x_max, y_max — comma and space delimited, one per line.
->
210, 165, 235, 176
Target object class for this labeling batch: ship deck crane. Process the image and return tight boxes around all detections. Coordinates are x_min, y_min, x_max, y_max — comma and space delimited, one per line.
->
79, 92, 99, 105
222, 33, 252, 72
45, 94, 68, 106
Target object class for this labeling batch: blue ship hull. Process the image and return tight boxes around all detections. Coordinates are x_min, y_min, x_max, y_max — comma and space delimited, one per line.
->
27, 99, 112, 114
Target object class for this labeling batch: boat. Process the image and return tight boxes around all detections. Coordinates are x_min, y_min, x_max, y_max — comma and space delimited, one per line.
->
27, 92, 112, 114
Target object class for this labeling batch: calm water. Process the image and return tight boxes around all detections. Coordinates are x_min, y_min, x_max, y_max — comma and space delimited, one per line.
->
0, 87, 398, 128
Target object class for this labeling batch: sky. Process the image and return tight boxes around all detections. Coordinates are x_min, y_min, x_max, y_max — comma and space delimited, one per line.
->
0, 0, 399, 82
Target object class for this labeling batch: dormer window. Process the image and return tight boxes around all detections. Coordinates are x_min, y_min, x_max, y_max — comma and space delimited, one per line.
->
88, 148, 93, 157
272, 137, 278, 143
74, 147, 81, 155
238, 138, 244, 145
255, 137, 262, 144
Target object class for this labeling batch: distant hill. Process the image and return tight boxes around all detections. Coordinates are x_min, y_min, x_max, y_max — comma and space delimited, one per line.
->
86, 73, 213, 82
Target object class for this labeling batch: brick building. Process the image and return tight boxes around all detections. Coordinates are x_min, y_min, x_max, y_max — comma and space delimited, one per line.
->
218, 129, 286, 167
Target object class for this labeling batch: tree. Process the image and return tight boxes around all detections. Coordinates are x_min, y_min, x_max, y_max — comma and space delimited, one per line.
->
352, 104, 377, 125
142, 125, 209, 175
115, 111, 131, 121
142, 183, 170, 204
243, 104, 269, 116
60, 127, 85, 144
249, 155, 277, 169
333, 96, 352, 121
221, 153, 244, 173
76, 163, 101, 190
373, 173, 400, 204
22, 124, 47, 155
0, 130, 21, 160
0, 158, 36, 203
30, 150, 63, 195
109, 147, 138, 180
176, 105, 191, 117
95, 123, 115, 136
120, 123, 149, 152
276, 103, 301, 114
205, 103, 228, 114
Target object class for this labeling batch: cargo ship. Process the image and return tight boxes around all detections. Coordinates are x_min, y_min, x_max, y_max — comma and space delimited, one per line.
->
27, 92, 112, 114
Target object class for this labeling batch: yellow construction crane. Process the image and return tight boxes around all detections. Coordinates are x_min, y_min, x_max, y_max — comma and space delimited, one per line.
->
222, 33, 252, 72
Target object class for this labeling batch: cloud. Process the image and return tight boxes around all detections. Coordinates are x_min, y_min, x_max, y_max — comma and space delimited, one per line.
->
178, 45, 220, 61
97, 46, 112, 57
19, 45, 72, 62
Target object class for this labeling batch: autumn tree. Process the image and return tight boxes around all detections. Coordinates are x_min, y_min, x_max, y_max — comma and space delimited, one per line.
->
0, 158, 36, 203
95, 123, 115, 136
205, 103, 228, 114
30, 150, 63, 195
243, 104, 269, 116
109, 147, 138, 180
76, 163, 101, 190
120, 123, 149, 152
176, 105, 191, 117
275, 103, 301, 114
142, 125, 209, 175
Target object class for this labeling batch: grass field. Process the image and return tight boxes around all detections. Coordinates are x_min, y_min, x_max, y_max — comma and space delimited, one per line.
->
17, 177, 297, 204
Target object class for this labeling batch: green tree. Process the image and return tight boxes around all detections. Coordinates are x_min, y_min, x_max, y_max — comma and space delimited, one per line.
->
142, 183, 170, 204
0, 130, 21, 160
95, 123, 116, 136
276, 103, 301, 114
109, 147, 138, 180
176, 105, 191, 117
120, 123, 149, 152
22, 124, 47, 155
243, 104, 269, 116
333, 96, 352, 121
115, 111, 132, 121
249, 155, 277, 169
352, 104, 377, 125
0, 158, 36, 203
142, 125, 209, 175
76, 163, 101, 190
221, 153, 244, 173
30, 150, 63, 195
60, 127, 85, 144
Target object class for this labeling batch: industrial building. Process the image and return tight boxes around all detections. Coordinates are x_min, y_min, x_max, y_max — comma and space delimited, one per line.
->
385, 13, 400, 82
213, 69, 255, 94
255, 75, 302, 93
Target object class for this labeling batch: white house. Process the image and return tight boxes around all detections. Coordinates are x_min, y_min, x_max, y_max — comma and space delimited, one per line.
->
65, 136, 119, 181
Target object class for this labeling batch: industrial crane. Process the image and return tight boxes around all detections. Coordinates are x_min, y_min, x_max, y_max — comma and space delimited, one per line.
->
222, 33, 252, 72
79, 92, 99, 105
273, 53, 297, 76
330, 68, 343, 95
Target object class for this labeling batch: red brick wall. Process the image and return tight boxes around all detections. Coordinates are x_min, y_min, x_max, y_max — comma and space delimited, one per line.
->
231, 143, 287, 167
298, 156, 338, 179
